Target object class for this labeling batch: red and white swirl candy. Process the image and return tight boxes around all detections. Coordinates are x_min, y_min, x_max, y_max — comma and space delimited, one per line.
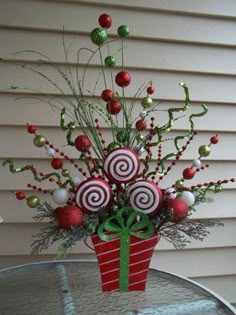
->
128, 180, 163, 215
103, 147, 140, 184
75, 178, 113, 213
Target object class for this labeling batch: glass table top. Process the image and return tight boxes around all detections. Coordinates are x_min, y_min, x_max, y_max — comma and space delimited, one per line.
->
0, 261, 235, 315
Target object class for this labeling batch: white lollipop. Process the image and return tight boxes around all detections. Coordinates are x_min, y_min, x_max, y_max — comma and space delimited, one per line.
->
52, 188, 70, 205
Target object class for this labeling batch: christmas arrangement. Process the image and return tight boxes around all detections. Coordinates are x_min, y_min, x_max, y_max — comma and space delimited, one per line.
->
2, 13, 235, 291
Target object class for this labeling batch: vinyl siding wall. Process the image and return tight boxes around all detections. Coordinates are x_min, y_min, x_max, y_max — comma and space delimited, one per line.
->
0, 0, 236, 303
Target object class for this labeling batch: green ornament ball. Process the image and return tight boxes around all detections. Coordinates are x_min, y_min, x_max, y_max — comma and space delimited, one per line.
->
107, 142, 120, 151
27, 196, 40, 208
198, 145, 211, 157
33, 135, 46, 147
90, 28, 108, 46
116, 130, 129, 143
175, 180, 184, 189
104, 55, 116, 67
141, 96, 153, 109
136, 133, 144, 143
117, 25, 130, 38
62, 169, 70, 177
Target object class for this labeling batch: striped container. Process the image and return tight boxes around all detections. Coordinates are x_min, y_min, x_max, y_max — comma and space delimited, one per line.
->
91, 233, 159, 292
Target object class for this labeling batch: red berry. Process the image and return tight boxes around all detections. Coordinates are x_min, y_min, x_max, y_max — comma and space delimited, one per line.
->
147, 86, 154, 94
101, 89, 113, 102
27, 125, 36, 134
16, 191, 25, 200
98, 14, 112, 28
115, 71, 131, 87
183, 168, 195, 180
51, 158, 63, 169
135, 119, 147, 131
210, 135, 219, 144
106, 99, 121, 115
165, 198, 188, 223
55, 205, 83, 230
74, 135, 91, 152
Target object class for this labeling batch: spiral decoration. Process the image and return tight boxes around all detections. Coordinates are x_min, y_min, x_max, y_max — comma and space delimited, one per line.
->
103, 148, 140, 184
128, 180, 162, 215
75, 178, 113, 213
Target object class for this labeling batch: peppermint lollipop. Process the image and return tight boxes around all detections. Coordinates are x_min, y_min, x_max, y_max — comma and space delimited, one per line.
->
103, 147, 140, 183
75, 178, 113, 213
128, 180, 163, 215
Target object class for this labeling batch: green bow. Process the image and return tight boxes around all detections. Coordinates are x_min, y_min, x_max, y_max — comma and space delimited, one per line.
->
98, 207, 155, 291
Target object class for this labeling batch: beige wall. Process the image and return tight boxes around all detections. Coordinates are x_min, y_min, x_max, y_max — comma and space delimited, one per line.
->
0, 0, 236, 303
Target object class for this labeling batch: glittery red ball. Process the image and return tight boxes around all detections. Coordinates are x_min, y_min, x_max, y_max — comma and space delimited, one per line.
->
210, 135, 219, 144
55, 205, 83, 230
16, 191, 25, 200
115, 71, 131, 87
98, 14, 112, 28
101, 89, 113, 102
147, 86, 154, 94
135, 119, 147, 131
106, 99, 121, 115
183, 167, 195, 180
27, 125, 36, 134
165, 198, 188, 223
74, 135, 91, 152
51, 158, 63, 169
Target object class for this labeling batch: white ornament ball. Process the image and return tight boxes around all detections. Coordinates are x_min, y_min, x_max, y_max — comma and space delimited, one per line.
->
180, 191, 195, 207
139, 110, 147, 119
165, 187, 177, 199
52, 188, 69, 205
192, 159, 201, 168
73, 176, 82, 187
46, 148, 55, 157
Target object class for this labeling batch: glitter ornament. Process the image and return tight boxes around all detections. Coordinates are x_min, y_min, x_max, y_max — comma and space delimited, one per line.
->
76, 178, 113, 213
180, 191, 195, 207
104, 55, 116, 67
55, 205, 83, 230
16, 191, 25, 200
115, 71, 131, 87
136, 119, 147, 131
165, 198, 188, 223
103, 147, 140, 184
27, 125, 36, 134
117, 25, 129, 37
141, 96, 153, 109
128, 180, 163, 215
52, 188, 70, 205
74, 135, 91, 152
98, 13, 112, 28
51, 158, 63, 170
183, 167, 195, 180
33, 135, 46, 147
90, 28, 107, 46
106, 99, 121, 115
147, 86, 154, 94
27, 196, 40, 208
101, 89, 113, 102
198, 145, 211, 157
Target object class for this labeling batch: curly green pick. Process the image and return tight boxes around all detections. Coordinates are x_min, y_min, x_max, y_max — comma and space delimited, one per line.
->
60, 108, 75, 146
2, 159, 30, 173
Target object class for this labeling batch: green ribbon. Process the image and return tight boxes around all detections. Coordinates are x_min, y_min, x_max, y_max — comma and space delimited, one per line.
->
98, 208, 155, 291
60, 108, 76, 146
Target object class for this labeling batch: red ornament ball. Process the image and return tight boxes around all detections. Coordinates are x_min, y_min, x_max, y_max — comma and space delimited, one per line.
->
16, 191, 25, 200
51, 158, 63, 169
27, 125, 36, 134
115, 71, 131, 87
135, 119, 147, 131
165, 198, 188, 223
147, 86, 154, 94
101, 89, 113, 102
74, 135, 91, 152
55, 205, 83, 230
106, 99, 121, 115
98, 14, 112, 28
210, 135, 219, 144
183, 167, 195, 180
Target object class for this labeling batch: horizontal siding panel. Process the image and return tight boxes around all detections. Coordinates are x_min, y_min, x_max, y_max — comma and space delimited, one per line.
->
2, 63, 236, 103
1, 93, 236, 131
1, 126, 236, 159
2, 29, 236, 75
0, 219, 235, 255
1, 1, 236, 46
